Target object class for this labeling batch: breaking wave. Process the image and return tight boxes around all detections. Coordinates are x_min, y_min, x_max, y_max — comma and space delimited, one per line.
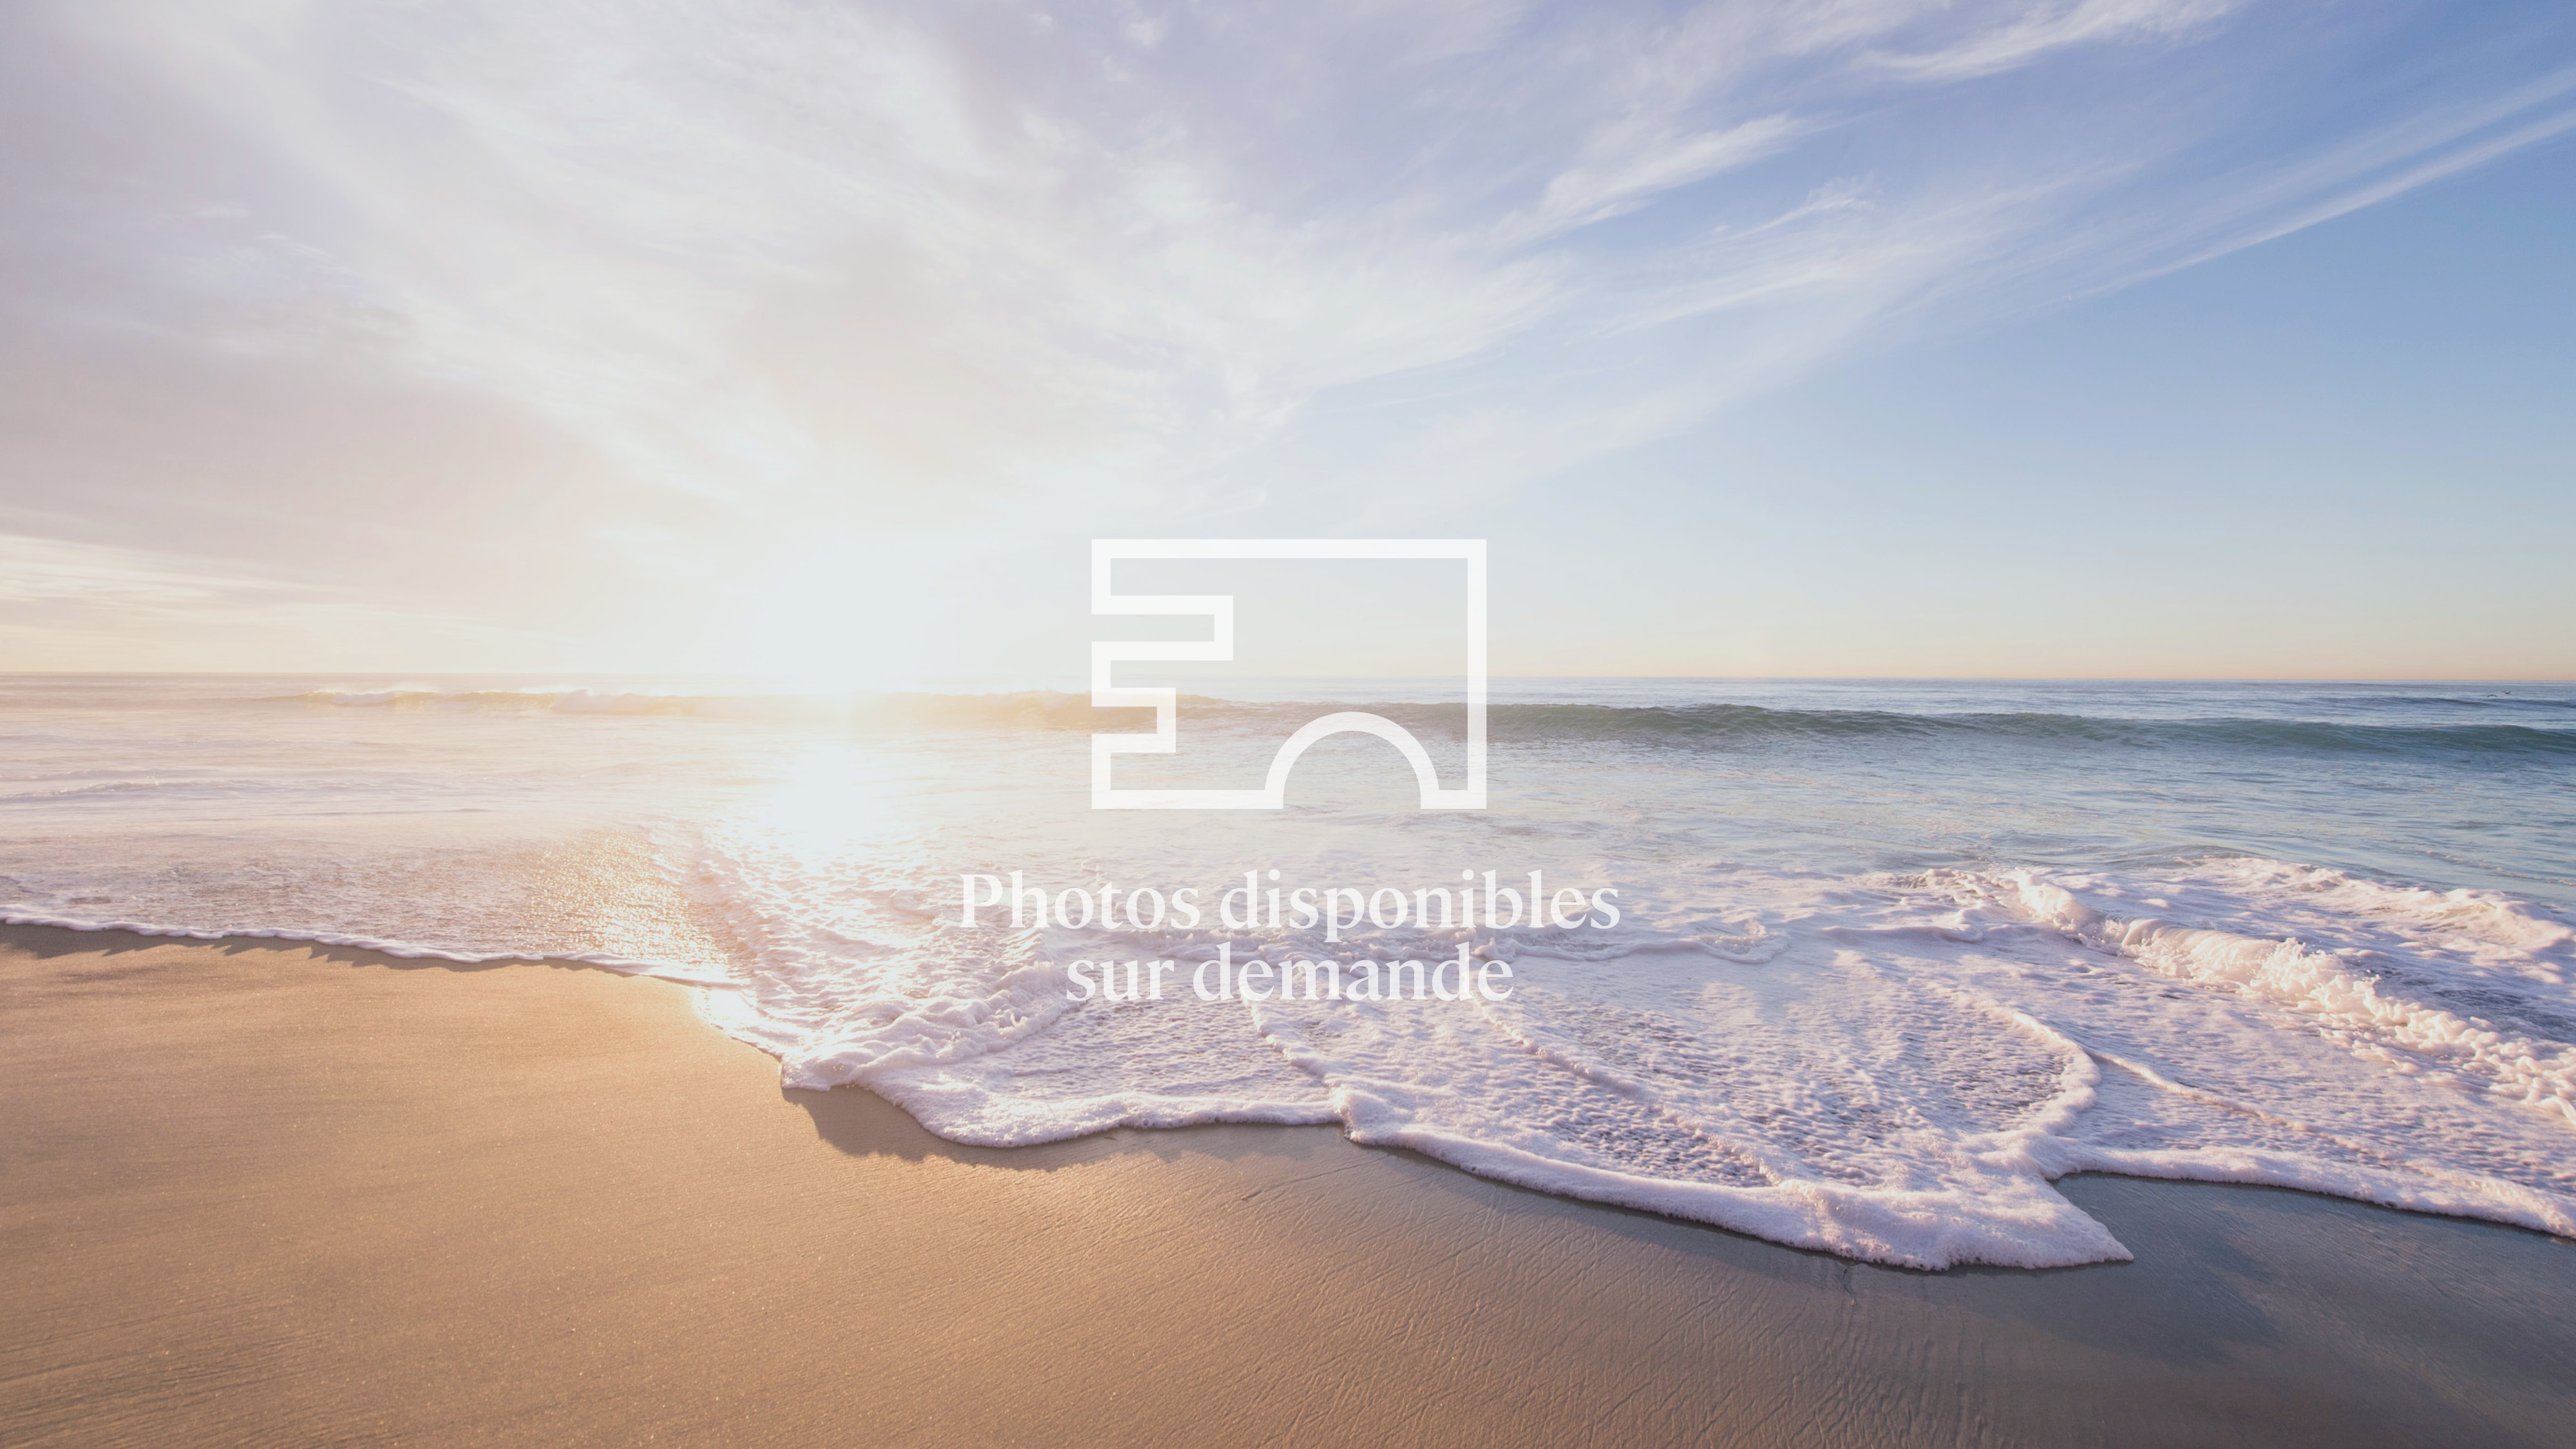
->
10, 674, 2573, 1270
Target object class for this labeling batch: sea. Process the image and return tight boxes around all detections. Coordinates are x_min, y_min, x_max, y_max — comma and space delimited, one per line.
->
5, 674, 2571, 1269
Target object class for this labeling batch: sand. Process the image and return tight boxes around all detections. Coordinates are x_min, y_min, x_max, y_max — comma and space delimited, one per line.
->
5, 923, 2573, 1447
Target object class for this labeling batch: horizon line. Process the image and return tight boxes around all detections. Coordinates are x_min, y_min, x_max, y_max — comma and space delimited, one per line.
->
4, 672, 2571, 686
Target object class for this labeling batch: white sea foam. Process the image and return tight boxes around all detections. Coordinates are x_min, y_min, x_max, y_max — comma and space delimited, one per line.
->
5, 675, 2571, 1269
677, 793, 2576, 1267
1953, 869, 2576, 1125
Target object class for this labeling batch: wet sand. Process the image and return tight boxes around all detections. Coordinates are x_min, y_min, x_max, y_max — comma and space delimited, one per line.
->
5, 922, 2572, 1446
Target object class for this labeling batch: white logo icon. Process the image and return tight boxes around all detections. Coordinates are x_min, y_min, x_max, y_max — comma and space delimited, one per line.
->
1090, 538, 1488, 810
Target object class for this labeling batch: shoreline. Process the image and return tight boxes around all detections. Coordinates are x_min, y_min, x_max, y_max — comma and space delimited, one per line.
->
6, 922, 2573, 1446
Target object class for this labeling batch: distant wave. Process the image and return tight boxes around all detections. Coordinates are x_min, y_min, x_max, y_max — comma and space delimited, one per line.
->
1463, 703, 2576, 757
1215, 700, 2576, 758
261, 688, 2576, 756
2300, 693, 2576, 712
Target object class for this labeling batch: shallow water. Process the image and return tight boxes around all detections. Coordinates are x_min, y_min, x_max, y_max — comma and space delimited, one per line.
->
4, 674, 2570, 1267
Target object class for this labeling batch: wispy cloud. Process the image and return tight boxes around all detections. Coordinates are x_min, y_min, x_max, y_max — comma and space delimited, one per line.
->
2098, 61, 2576, 290
1869, 0, 2239, 80
1520, 113, 1808, 237
2, 0, 2569, 667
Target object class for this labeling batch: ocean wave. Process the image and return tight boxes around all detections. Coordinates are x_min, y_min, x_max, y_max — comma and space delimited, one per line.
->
1943, 869, 2576, 1127
2304, 692, 2576, 712
256, 689, 2576, 757
17, 675, 2571, 1270
1466, 703, 2576, 756
676, 816, 2576, 1269
13, 809, 2575, 1268
1184, 698, 2575, 757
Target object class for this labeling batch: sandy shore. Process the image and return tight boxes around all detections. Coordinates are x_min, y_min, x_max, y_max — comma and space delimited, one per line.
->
4, 924, 2572, 1446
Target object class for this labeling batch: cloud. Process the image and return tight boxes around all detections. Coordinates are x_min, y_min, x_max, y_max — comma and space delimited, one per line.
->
2, 0, 2569, 668
2094, 61, 2576, 292
1870, 0, 2240, 81
1525, 113, 1808, 236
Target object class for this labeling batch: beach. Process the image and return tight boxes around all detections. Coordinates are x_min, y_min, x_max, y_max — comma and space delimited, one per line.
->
10, 0, 2575, 1440
11, 677, 2575, 1276
7, 922, 2572, 1447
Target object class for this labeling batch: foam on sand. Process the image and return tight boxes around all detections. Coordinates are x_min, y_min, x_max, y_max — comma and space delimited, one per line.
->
7, 674, 2571, 1270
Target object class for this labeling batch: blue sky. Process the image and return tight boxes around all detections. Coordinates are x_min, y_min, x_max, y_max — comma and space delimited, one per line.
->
1501, 128, 2576, 677
1, 0, 2569, 677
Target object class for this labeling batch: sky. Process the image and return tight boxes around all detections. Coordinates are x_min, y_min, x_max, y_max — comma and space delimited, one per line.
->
1, 0, 2570, 681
